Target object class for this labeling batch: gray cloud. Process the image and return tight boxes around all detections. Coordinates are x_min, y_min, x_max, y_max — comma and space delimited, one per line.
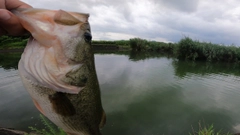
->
22, 0, 240, 45
151, 0, 199, 12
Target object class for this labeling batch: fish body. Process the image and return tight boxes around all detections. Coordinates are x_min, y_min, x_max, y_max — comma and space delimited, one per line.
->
14, 8, 106, 135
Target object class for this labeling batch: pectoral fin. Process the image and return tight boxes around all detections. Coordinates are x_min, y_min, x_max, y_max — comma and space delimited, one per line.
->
99, 110, 106, 129
32, 99, 45, 115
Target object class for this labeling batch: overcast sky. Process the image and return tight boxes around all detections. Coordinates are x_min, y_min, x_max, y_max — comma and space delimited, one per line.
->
21, 0, 240, 45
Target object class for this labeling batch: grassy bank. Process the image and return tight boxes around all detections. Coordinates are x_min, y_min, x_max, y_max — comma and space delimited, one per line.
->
177, 37, 240, 62
0, 36, 129, 50
129, 37, 240, 63
0, 35, 28, 49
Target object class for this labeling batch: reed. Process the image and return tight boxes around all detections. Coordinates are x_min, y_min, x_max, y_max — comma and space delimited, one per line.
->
27, 114, 66, 135
177, 37, 240, 62
129, 37, 175, 53
0, 35, 28, 49
2, 35, 240, 63
128, 37, 240, 63
190, 123, 232, 135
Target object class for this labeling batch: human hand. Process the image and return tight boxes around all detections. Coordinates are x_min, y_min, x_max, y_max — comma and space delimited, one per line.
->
0, 0, 32, 36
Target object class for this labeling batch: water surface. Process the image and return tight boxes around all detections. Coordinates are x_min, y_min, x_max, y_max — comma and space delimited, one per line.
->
1, 52, 240, 135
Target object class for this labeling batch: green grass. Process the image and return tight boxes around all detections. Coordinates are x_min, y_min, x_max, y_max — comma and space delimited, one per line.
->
0, 35, 28, 49
129, 37, 175, 52
128, 37, 240, 63
190, 123, 233, 135
177, 37, 240, 62
26, 114, 66, 135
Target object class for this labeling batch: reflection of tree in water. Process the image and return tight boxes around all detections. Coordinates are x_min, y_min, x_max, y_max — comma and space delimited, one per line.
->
0, 53, 21, 70
94, 50, 129, 56
129, 51, 172, 61
95, 50, 173, 61
172, 60, 240, 78
101, 88, 235, 135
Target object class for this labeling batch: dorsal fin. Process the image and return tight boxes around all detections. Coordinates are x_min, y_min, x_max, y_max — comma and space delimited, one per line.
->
69, 12, 89, 23
54, 10, 80, 25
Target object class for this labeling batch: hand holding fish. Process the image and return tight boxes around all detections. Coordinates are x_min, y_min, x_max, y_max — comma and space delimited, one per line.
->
0, 0, 31, 36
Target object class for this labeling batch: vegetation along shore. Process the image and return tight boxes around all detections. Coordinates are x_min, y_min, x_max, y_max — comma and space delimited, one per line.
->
1, 35, 240, 63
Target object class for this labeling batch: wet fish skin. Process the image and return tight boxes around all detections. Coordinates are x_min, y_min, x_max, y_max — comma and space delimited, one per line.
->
14, 8, 106, 135
14, 8, 92, 94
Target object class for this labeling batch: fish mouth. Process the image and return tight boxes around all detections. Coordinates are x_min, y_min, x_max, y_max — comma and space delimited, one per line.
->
16, 8, 92, 94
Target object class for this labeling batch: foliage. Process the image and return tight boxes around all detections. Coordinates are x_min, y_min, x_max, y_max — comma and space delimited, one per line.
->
0, 35, 28, 49
2, 35, 240, 63
129, 37, 176, 53
190, 124, 232, 135
129, 38, 149, 51
92, 40, 116, 45
26, 114, 66, 135
177, 37, 240, 62
92, 40, 129, 46
128, 37, 240, 63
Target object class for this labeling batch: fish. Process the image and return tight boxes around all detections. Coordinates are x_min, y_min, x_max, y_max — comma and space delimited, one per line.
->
13, 8, 106, 135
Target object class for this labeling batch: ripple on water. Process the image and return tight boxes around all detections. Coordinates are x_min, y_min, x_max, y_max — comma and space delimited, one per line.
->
0, 69, 20, 90
178, 72, 240, 114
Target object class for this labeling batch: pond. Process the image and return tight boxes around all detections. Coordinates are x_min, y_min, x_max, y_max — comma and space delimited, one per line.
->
1, 51, 240, 135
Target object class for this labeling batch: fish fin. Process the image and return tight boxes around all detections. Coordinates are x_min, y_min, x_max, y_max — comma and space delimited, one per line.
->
12, 8, 57, 47
68, 12, 89, 23
54, 10, 81, 25
32, 99, 45, 115
48, 92, 76, 116
99, 110, 106, 129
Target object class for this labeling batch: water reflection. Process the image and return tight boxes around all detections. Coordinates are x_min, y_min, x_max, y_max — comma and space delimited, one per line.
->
95, 53, 239, 134
129, 51, 172, 61
94, 51, 171, 61
1, 51, 240, 134
0, 52, 21, 70
173, 60, 240, 77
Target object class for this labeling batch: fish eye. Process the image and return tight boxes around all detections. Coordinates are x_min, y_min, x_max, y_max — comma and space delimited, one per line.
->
84, 32, 92, 42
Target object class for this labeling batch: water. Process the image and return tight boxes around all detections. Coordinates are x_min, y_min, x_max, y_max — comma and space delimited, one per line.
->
1, 52, 240, 135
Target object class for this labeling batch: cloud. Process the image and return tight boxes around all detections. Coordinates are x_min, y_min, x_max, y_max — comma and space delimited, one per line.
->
21, 0, 240, 45
151, 0, 199, 12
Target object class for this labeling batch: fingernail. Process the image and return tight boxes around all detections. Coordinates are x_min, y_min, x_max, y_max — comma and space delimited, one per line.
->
0, 11, 11, 20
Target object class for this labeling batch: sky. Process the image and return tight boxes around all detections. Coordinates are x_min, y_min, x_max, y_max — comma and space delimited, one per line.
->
21, 0, 240, 45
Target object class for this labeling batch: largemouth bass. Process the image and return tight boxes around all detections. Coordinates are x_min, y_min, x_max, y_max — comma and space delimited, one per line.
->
14, 8, 106, 135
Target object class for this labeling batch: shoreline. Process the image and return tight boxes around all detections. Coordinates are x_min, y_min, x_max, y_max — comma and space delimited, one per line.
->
0, 44, 129, 53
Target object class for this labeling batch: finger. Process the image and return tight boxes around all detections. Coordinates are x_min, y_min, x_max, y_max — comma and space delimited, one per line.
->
0, 9, 26, 36
5, 0, 32, 9
0, 0, 6, 8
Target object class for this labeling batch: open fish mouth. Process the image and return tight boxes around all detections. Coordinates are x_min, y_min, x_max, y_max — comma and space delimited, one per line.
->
15, 8, 93, 94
